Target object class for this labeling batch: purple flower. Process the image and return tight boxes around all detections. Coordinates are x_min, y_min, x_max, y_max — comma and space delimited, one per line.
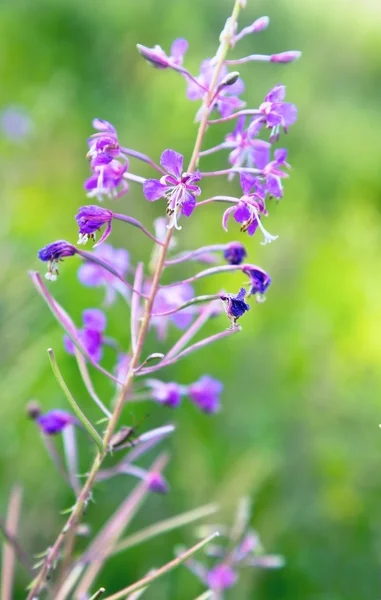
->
145, 379, 184, 408
150, 282, 195, 340
76, 205, 113, 245
77, 243, 129, 305
64, 308, 107, 363
225, 116, 262, 171
262, 147, 290, 199
270, 50, 301, 64
188, 376, 223, 414
86, 119, 123, 167
137, 38, 188, 69
223, 241, 247, 265
36, 409, 76, 435
249, 84, 297, 142
38, 240, 77, 281
222, 174, 278, 244
84, 159, 129, 202
220, 287, 250, 328
242, 264, 271, 298
146, 472, 169, 494
207, 564, 237, 590
143, 149, 201, 230
187, 59, 245, 120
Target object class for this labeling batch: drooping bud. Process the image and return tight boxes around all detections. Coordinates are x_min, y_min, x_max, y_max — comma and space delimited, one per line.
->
38, 241, 77, 281
270, 51, 301, 64
76, 205, 113, 245
26, 400, 42, 420
223, 242, 247, 265
36, 409, 76, 435
146, 472, 169, 494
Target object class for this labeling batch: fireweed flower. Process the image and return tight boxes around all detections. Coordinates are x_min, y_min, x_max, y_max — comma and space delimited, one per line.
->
143, 149, 201, 230
146, 471, 169, 494
222, 174, 278, 244
249, 84, 297, 142
150, 282, 196, 340
137, 38, 188, 69
85, 159, 129, 202
242, 264, 271, 299
144, 379, 184, 408
76, 205, 113, 245
188, 376, 223, 414
38, 240, 77, 281
78, 243, 129, 305
36, 409, 76, 435
220, 287, 250, 328
86, 119, 123, 167
223, 241, 247, 265
64, 308, 108, 363
207, 564, 237, 590
187, 59, 245, 119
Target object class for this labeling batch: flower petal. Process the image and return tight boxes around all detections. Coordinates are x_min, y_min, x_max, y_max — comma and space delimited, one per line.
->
181, 192, 196, 217
160, 149, 183, 178
170, 38, 188, 61
143, 179, 169, 201
222, 206, 235, 231
83, 308, 107, 332
234, 201, 251, 223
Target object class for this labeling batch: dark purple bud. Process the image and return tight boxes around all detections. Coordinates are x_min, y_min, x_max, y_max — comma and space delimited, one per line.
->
146, 472, 169, 494
217, 71, 240, 92
188, 376, 223, 414
26, 401, 41, 420
76, 205, 113, 246
220, 287, 250, 327
223, 242, 247, 265
38, 241, 77, 281
36, 409, 76, 435
270, 51, 301, 64
242, 265, 271, 297
207, 564, 237, 590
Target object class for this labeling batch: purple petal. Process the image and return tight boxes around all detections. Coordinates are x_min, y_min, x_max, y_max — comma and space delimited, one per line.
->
274, 148, 288, 164
266, 175, 283, 198
82, 308, 107, 332
64, 335, 75, 355
77, 262, 104, 287
171, 310, 194, 330
247, 219, 259, 236
181, 192, 196, 217
239, 172, 256, 196
143, 179, 169, 201
234, 201, 251, 223
252, 140, 271, 170
170, 38, 188, 60
278, 102, 298, 127
92, 119, 115, 133
82, 329, 103, 362
222, 206, 235, 231
266, 112, 283, 127
265, 85, 286, 103
160, 149, 183, 178
225, 77, 245, 96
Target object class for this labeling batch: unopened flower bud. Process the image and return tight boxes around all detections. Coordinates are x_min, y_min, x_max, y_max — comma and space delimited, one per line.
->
146, 472, 169, 494
26, 401, 41, 420
270, 51, 301, 64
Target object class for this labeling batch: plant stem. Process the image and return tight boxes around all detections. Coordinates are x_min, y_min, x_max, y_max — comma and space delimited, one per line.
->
26, 3, 241, 596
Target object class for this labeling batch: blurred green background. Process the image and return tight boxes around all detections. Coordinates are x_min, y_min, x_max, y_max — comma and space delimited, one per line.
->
1, 0, 381, 598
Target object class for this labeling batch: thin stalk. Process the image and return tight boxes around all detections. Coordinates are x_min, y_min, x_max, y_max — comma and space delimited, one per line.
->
1, 486, 24, 600
102, 533, 219, 600
165, 301, 220, 360
26, 3, 242, 595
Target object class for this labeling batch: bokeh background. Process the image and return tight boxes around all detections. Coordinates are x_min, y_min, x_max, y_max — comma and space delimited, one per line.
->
1, 0, 381, 598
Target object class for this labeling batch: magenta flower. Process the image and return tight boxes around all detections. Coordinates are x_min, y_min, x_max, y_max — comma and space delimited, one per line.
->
137, 38, 188, 69
223, 241, 247, 265
64, 308, 107, 363
249, 84, 297, 142
262, 147, 290, 199
207, 564, 238, 591
150, 282, 195, 340
146, 472, 169, 494
78, 243, 129, 305
187, 59, 245, 120
36, 410, 76, 436
220, 287, 250, 328
84, 159, 129, 202
86, 119, 123, 167
76, 205, 113, 245
145, 379, 184, 408
225, 116, 262, 171
38, 240, 77, 281
143, 149, 201, 230
242, 264, 271, 298
188, 376, 223, 414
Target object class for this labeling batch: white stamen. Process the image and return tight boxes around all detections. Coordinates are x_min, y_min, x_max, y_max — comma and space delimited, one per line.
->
166, 209, 182, 231
252, 208, 279, 245
45, 271, 57, 282
77, 233, 89, 245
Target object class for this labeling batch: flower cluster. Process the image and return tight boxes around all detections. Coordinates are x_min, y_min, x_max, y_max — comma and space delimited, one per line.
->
27, 4, 301, 598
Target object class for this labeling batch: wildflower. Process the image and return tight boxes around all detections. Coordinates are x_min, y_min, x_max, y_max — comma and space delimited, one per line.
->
144, 379, 184, 408
207, 564, 237, 590
84, 159, 129, 202
146, 472, 169, 494
38, 240, 77, 281
249, 84, 297, 142
225, 116, 261, 171
223, 241, 247, 265
150, 282, 196, 340
76, 205, 113, 245
242, 264, 271, 298
143, 149, 201, 230
187, 59, 245, 119
64, 308, 107, 363
137, 38, 188, 69
36, 409, 76, 435
262, 147, 290, 198
86, 119, 123, 167
220, 287, 250, 328
222, 174, 278, 244
77, 243, 129, 305
188, 376, 223, 414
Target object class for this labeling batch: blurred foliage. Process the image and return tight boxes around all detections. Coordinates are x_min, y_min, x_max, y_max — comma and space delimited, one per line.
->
1, 0, 381, 598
